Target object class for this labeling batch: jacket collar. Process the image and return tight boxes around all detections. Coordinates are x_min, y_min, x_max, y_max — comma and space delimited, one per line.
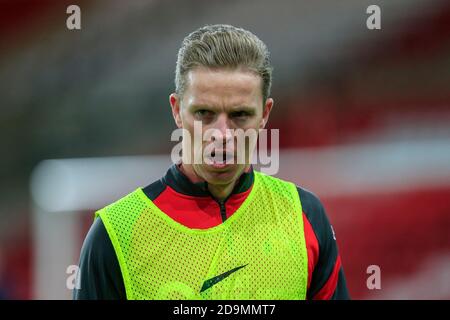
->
162, 163, 254, 198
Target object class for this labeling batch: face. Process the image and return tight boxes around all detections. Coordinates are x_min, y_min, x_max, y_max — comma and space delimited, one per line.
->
170, 66, 273, 187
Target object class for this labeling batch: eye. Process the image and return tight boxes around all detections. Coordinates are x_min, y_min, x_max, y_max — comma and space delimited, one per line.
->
231, 111, 250, 119
195, 109, 214, 118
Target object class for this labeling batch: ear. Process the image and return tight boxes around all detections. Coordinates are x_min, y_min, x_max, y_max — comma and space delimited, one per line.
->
169, 93, 183, 128
260, 98, 274, 129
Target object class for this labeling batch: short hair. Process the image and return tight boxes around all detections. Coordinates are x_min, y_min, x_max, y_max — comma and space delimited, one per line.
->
175, 24, 273, 102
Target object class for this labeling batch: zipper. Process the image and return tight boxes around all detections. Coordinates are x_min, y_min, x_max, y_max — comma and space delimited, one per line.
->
203, 181, 229, 223
218, 200, 227, 223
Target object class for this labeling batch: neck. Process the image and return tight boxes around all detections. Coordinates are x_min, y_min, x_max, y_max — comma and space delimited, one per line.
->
206, 183, 235, 202
179, 162, 248, 201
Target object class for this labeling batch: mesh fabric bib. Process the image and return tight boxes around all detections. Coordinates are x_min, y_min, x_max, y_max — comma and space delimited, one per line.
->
96, 171, 308, 300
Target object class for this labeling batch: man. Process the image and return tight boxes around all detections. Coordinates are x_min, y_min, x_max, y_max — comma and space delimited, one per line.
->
74, 24, 350, 300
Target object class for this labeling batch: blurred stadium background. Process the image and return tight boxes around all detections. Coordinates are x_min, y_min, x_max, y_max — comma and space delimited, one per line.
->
0, 0, 449, 299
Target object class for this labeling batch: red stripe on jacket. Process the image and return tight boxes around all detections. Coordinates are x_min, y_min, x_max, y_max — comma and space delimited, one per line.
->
303, 213, 319, 290
313, 255, 342, 300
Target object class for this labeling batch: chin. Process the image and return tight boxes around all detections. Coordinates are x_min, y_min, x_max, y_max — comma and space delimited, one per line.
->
198, 164, 244, 186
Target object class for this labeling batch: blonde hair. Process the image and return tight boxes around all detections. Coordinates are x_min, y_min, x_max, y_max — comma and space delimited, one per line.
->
175, 24, 273, 102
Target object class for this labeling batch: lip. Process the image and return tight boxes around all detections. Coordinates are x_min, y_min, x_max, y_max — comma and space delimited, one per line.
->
204, 150, 236, 169
208, 161, 230, 169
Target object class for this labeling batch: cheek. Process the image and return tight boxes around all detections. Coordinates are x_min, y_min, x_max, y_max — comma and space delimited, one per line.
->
179, 104, 198, 123
242, 117, 263, 131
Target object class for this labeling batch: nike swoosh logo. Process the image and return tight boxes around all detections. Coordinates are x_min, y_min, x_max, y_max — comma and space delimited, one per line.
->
200, 264, 248, 293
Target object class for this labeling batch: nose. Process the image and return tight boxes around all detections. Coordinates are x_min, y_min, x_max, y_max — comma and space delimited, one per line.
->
213, 113, 233, 145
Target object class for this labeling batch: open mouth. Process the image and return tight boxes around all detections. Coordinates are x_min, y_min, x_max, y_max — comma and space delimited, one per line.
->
205, 150, 235, 168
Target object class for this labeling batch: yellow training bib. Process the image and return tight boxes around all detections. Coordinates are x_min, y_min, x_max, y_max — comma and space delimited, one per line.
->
96, 171, 308, 300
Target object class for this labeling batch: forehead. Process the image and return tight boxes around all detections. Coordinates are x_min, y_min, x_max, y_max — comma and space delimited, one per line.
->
183, 67, 263, 107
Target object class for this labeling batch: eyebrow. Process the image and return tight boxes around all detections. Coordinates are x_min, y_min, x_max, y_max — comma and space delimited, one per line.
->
229, 106, 256, 114
190, 104, 216, 110
191, 104, 256, 113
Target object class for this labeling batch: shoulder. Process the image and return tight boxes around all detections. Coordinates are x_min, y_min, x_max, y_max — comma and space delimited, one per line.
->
74, 217, 126, 299
254, 171, 299, 191
96, 185, 160, 219
296, 186, 334, 244
254, 172, 327, 220
142, 178, 166, 201
79, 218, 114, 261
103, 178, 166, 211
